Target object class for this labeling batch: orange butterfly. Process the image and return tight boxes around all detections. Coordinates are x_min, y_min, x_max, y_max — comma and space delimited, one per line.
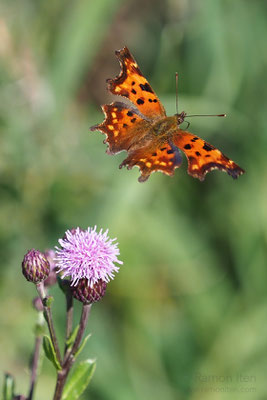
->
91, 47, 244, 182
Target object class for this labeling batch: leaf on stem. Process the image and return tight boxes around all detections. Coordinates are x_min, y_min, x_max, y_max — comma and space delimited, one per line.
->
66, 325, 79, 349
3, 373, 15, 400
43, 335, 61, 370
74, 333, 91, 359
62, 359, 96, 400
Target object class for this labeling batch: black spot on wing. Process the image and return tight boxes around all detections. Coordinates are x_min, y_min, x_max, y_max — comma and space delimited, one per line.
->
139, 83, 153, 93
127, 111, 133, 116
203, 143, 213, 151
188, 156, 195, 162
184, 144, 192, 150
137, 98, 144, 105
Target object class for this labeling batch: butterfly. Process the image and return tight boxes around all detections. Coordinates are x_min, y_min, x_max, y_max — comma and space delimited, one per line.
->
90, 47, 244, 182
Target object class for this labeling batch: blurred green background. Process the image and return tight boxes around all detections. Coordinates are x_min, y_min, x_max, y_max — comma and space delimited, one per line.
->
1, 0, 267, 399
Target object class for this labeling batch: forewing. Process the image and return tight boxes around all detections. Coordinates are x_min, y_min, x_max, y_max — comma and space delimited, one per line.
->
172, 130, 245, 181
107, 47, 166, 120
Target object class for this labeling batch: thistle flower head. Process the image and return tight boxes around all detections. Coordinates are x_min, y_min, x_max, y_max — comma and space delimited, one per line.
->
55, 227, 123, 286
72, 278, 107, 304
22, 249, 50, 284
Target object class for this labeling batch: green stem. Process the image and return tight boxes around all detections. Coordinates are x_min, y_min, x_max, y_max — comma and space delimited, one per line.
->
28, 334, 42, 400
68, 304, 91, 358
53, 304, 91, 400
64, 289, 73, 356
36, 283, 62, 366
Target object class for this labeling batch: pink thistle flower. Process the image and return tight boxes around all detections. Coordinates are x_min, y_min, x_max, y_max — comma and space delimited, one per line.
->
55, 227, 123, 286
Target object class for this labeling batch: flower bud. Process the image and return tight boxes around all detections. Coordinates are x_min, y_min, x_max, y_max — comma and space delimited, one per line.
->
43, 249, 57, 287
22, 249, 50, 284
32, 297, 44, 312
72, 279, 107, 305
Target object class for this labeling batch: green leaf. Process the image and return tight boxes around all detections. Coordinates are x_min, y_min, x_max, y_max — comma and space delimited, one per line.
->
3, 373, 15, 400
66, 325, 79, 348
62, 359, 96, 400
44, 296, 54, 307
74, 333, 91, 359
43, 335, 61, 370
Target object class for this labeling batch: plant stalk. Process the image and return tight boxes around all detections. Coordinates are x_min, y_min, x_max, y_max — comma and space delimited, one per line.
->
36, 283, 62, 366
53, 304, 91, 400
28, 334, 42, 400
64, 289, 73, 356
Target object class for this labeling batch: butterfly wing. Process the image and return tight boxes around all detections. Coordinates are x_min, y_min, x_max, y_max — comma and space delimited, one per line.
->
91, 101, 182, 181
91, 101, 150, 154
107, 47, 166, 120
120, 140, 183, 182
172, 130, 245, 181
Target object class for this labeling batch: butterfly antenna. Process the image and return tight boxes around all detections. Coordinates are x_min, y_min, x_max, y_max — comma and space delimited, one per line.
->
186, 113, 226, 118
175, 72, 179, 114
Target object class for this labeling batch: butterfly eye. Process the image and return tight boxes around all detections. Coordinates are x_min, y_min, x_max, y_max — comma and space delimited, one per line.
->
175, 112, 186, 127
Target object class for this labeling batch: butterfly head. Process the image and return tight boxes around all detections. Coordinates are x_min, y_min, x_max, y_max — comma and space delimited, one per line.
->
175, 111, 187, 127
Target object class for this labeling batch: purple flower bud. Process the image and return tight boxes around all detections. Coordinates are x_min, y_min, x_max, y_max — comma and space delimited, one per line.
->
32, 297, 44, 311
22, 249, 50, 284
72, 278, 107, 304
43, 249, 57, 287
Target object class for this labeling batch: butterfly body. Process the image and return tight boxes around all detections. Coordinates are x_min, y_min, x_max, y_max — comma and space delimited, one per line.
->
91, 47, 244, 182
151, 115, 177, 136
